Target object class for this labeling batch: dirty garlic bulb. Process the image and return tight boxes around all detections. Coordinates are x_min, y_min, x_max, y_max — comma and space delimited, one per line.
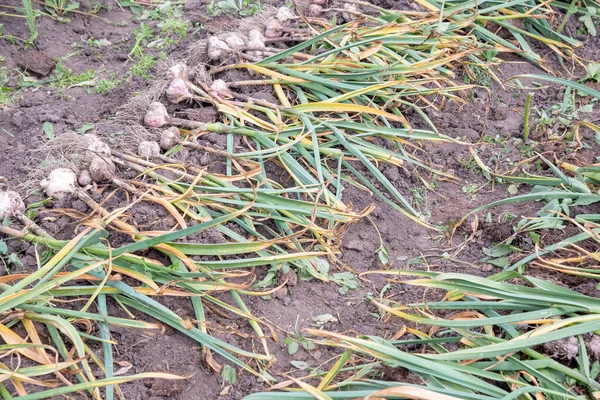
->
342, 2, 359, 21
144, 102, 169, 128
210, 79, 230, 98
264, 17, 283, 39
138, 141, 161, 159
223, 32, 247, 50
89, 157, 116, 183
0, 191, 25, 219
168, 63, 188, 79
276, 6, 295, 23
40, 168, 78, 199
247, 29, 267, 57
308, 4, 324, 17
160, 127, 181, 150
166, 77, 192, 104
78, 170, 93, 187
83, 133, 111, 161
207, 36, 230, 61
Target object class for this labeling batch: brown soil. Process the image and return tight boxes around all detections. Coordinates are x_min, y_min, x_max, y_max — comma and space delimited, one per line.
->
1, 2, 600, 399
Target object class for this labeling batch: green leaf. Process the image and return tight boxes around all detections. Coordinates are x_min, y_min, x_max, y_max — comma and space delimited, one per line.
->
485, 257, 509, 268
507, 184, 519, 195
482, 244, 519, 258
312, 257, 330, 276
529, 231, 540, 245
290, 360, 310, 370
585, 63, 600, 83
312, 314, 337, 326
221, 365, 236, 385
436, 22, 451, 34
591, 361, 600, 380
377, 244, 390, 266
302, 341, 315, 351
580, 15, 597, 36
287, 340, 299, 355
0, 240, 7, 255
330, 272, 360, 295
43, 122, 55, 141
254, 268, 277, 289
7, 253, 22, 267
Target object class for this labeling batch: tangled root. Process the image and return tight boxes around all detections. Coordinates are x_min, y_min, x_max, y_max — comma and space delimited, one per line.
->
116, 61, 173, 126
188, 39, 210, 66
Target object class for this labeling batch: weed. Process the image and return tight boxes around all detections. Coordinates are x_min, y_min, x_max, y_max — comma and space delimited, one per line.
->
282, 335, 315, 355
0, 239, 22, 270
463, 63, 492, 88
129, 23, 154, 58
130, 54, 155, 78
50, 62, 96, 89
146, 3, 190, 44
43, 0, 80, 20
578, 3, 599, 36
207, 0, 261, 17
130, 3, 190, 57
534, 87, 596, 137
21, 0, 39, 45
458, 156, 480, 173
583, 62, 600, 83
93, 73, 121, 94
0, 66, 15, 109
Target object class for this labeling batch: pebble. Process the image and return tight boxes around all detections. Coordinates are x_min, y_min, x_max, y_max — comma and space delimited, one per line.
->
17, 51, 57, 77
343, 238, 363, 251
274, 286, 287, 300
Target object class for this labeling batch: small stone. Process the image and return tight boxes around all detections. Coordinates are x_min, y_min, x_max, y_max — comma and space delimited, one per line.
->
543, 337, 578, 360
586, 335, 600, 360
200, 153, 211, 165
277, 269, 298, 287
343, 238, 363, 251
274, 286, 287, 300
481, 264, 495, 272
18, 51, 57, 77
150, 378, 187, 397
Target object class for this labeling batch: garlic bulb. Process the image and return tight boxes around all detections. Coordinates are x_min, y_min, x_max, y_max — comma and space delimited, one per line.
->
166, 77, 192, 104
224, 32, 246, 50
78, 170, 93, 187
248, 29, 266, 43
342, 2, 359, 21
276, 6, 295, 23
264, 17, 283, 39
308, 4, 324, 17
160, 127, 181, 150
89, 157, 116, 183
248, 29, 267, 57
144, 102, 169, 128
138, 141, 161, 159
210, 79, 230, 98
40, 168, 78, 199
0, 191, 25, 219
168, 63, 188, 79
248, 38, 266, 58
83, 134, 111, 161
207, 36, 229, 61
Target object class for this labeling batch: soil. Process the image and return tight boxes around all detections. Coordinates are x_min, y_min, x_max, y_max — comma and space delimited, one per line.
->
1, 1, 600, 399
